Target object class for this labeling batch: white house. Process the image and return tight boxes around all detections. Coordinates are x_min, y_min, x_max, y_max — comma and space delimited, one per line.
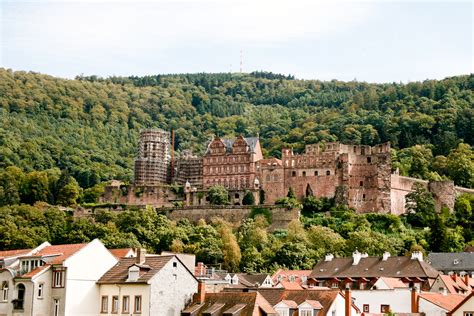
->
97, 250, 198, 316
0, 239, 117, 316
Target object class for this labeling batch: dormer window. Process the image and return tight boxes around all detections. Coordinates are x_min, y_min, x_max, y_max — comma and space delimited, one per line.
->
232, 275, 239, 285
453, 259, 459, 265
127, 266, 140, 282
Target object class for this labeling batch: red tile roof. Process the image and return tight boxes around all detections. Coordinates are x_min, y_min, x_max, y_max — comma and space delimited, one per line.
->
419, 293, 466, 311
182, 291, 276, 316
257, 289, 340, 316
30, 243, 87, 264
439, 275, 470, 294
377, 277, 409, 289
0, 249, 32, 259
109, 248, 135, 259
448, 292, 474, 315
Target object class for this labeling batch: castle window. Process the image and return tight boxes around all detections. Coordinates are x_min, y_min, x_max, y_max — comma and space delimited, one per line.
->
360, 181, 363, 187
363, 194, 366, 199
292, 171, 296, 177
235, 193, 240, 199
302, 171, 306, 177
353, 146, 357, 153
326, 170, 330, 176
367, 157, 372, 163
314, 171, 318, 176
266, 175, 270, 181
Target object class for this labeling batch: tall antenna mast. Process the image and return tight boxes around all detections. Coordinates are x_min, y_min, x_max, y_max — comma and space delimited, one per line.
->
240, 49, 243, 73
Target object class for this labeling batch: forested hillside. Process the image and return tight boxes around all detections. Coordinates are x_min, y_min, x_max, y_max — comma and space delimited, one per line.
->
1, 69, 473, 191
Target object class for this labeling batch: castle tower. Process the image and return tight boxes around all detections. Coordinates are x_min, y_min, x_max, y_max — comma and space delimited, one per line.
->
134, 129, 170, 185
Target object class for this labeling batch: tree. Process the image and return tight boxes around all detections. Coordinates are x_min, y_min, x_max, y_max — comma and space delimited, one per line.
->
219, 223, 241, 272
405, 183, 436, 227
446, 143, 474, 188
208, 185, 229, 205
242, 191, 255, 205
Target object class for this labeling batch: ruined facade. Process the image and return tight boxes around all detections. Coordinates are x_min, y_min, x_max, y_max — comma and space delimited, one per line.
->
134, 129, 171, 185
173, 150, 203, 188
257, 142, 392, 213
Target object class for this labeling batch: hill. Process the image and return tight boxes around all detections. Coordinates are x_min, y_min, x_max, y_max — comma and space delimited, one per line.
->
0, 69, 473, 189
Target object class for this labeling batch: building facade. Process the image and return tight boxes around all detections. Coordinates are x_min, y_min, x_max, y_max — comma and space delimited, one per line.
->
202, 136, 263, 191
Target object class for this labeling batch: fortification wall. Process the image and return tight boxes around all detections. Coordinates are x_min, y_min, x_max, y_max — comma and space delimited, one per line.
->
100, 184, 180, 207
161, 205, 299, 230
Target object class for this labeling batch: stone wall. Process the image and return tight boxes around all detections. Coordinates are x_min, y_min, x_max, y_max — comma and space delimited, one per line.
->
100, 184, 180, 207
161, 205, 299, 230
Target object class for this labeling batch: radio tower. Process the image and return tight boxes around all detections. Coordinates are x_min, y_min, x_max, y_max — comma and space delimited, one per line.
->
240, 49, 243, 73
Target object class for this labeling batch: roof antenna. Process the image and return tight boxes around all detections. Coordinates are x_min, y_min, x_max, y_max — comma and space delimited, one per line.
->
240, 49, 243, 73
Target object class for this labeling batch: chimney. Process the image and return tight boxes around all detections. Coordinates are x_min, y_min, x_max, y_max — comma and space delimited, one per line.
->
451, 273, 457, 283
345, 285, 352, 316
195, 282, 206, 304
411, 251, 423, 261
382, 251, 390, 261
137, 248, 146, 265
352, 250, 362, 265
196, 262, 206, 276
325, 254, 334, 262
411, 287, 419, 313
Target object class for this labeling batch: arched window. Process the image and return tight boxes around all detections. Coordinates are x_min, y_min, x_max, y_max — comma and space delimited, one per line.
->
14, 284, 25, 310
326, 170, 330, 176
292, 171, 296, 177
302, 171, 306, 177
1, 281, 8, 301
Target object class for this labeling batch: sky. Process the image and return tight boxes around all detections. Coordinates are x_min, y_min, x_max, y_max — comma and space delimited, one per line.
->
1, 0, 472, 83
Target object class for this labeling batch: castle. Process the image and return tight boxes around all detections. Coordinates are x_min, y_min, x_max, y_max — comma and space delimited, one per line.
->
101, 129, 473, 214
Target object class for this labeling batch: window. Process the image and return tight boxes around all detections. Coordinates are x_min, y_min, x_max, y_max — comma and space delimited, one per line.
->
302, 171, 306, 177
122, 296, 130, 313
292, 171, 296, 177
134, 296, 142, 313
363, 194, 366, 199
1, 281, 8, 301
112, 296, 119, 313
173, 261, 177, 268
37, 283, 44, 298
53, 270, 64, 288
14, 284, 25, 310
326, 170, 330, 176
367, 157, 372, 163
363, 304, 369, 312
101, 296, 108, 313
463, 313, 474, 316
381, 305, 390, 313
331, 282, 338, 288
276, 308, 289, 316
360, 181, 363, 186
53, 299, 60, 316
314, 171, 318, 176
299, 309, 313, 316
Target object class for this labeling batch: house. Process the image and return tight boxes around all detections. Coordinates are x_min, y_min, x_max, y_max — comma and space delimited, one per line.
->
427, 252, 474, 277
308, 251, 440, 291
418, 292, 466, 316
351, 278, 412, 314
430, 274, 472, 295
181, 283, 277, 316
0, 239, 117, 316
257, 288, 360, 316
97, 250, 198, 316
272, 269, 312, 289
447, 292, 474, 316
